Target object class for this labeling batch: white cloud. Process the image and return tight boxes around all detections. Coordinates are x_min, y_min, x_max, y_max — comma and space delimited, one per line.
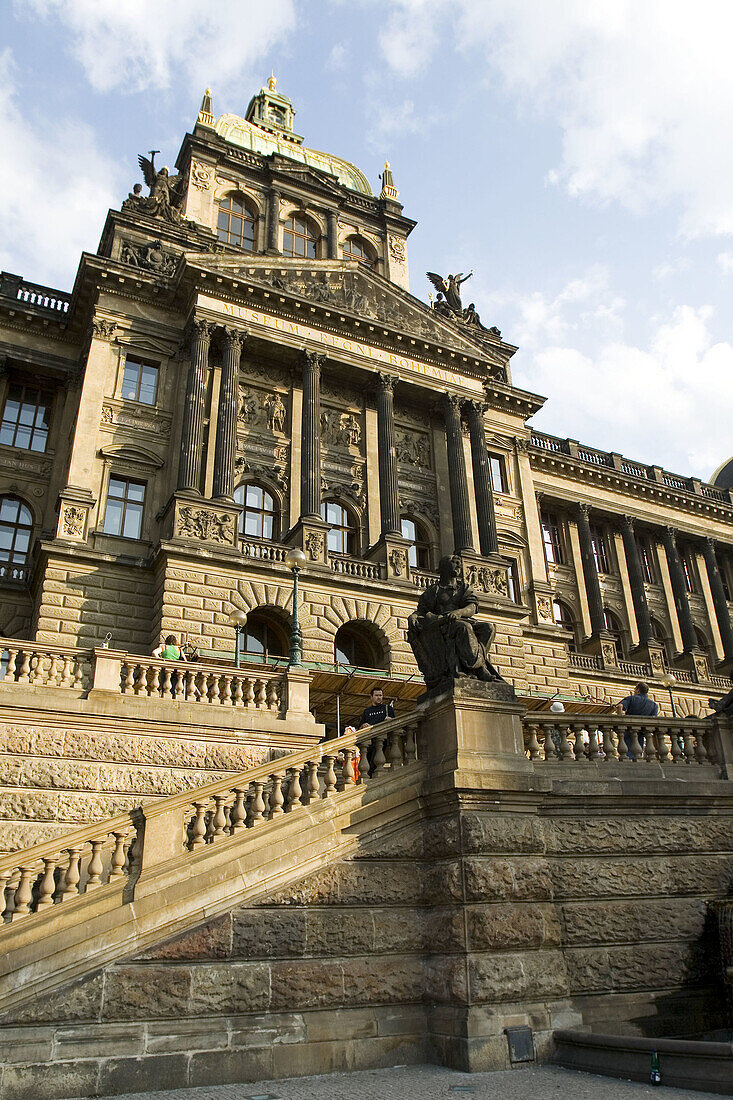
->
717, 252, 733, 275
365, 97, 439, 149
379, 0, 733, 238
0, 50, 120, 289
653, 258, 690, 280
23, 0, 296, 95
327, 43, 350, 71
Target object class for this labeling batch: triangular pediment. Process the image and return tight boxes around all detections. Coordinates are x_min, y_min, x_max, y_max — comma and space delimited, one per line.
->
271, 161, 344, 196
187, 255, 512, 371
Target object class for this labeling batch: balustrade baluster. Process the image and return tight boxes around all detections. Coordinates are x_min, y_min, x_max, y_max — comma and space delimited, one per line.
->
11, 866, 35, 919
615, 725, 628, 762
656, 726, 671, 764
184, 668, 197, 701
61, 848, 81, 900
230, 788, 248, 830
249, 782, 266, 825
133, 664, 147, 695
557, 724, 573, 761
61, 654, 75, 687
305, 761, 320, 803
694, 730, 708, 764
269, 774, 285, 816
122, 662, 135, 694
190, 802, 208, 847
149, 666, 160, 697
36, 857, 58, 908
388, 729, 403, 768
285, 767, 303, 810
626, 725, 643, 762
341, 748, 355, 787
254, 679, 267, 708
5, 648, 18, 681
603, 723, 618, 761
86, 840, 104, 889
243, 677, 255, 708
73, 658, 84, 689
30, 653, 44, 684
404, 723, 417, 763
0, 871, 11, 919
703, 727, 719, 765
108, 832, 127, 879
211, 796, 228, 838
209, 675, 220, 705
526, 723, 542, 760
682, 729, 696, 763
322, 756, 337, 797
571, 723, 586, 762
232, 676, 243, 707
160, 667, 173, 699
587, 726, 600, 761
17, 650, 31, 683
47, 654, 60, 685
371, 734, 387, 775
644, 726, 658, 763
542, 724, 556, 761
220, 676, 232, 706
266, 679, 279, 710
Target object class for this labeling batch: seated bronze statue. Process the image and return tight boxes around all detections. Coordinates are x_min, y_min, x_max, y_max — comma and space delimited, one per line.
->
708, 676, 733, 717
407, 554, 505, 694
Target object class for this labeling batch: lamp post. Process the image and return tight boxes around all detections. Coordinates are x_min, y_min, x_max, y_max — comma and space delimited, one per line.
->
661, 671, 677, 717
285, 548, 306, 666
228, 609, 248, 668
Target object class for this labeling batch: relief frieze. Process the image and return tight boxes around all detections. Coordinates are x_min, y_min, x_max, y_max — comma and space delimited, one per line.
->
394, 429, 430, 469
320, 408, 362, 448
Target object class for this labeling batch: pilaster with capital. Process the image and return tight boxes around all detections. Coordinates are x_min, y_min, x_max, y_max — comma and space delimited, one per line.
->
661, 526, 697, 655
466, 400, 499, 556
212, 327, 246, 500
267, 188, 281, 254
177, 318, 213, 493
443, 394, 474, 553
300, 350, 325, 519
619, 515, 654, 645
576, 503, 605, 637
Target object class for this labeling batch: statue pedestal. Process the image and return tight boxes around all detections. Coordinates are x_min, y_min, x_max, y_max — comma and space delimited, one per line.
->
418, 679, 533, 792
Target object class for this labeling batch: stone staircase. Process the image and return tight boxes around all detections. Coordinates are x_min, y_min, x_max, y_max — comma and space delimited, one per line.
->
0, 714, 421, 1020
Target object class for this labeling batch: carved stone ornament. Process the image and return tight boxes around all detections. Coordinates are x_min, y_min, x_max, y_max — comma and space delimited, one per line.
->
190, 162, 213, 191
61, 505, 86, 538
305, 531, 324, 560
465, 564, 510, 597
388, 234, 406, 263
91, 319, 117, 342
321, 409, 361, 448
536, 595, 553, 622
238, 387, 260, 426
101, 405, 114, 425
649, 649, 664, 672
694, 655, 709, 681
120, 238, 177, 277
389, 548, 407, 577
263, 392, 286, 433
176, 507, 235, 544
395, 430, 430, 468
514, 435, 530, 455
601, 641, 617, 665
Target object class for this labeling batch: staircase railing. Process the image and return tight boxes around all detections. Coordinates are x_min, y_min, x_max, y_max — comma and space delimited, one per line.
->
522, 713, 719, 765
0, 713, 420, 927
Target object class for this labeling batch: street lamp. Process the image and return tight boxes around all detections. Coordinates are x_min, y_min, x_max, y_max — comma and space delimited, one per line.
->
228, 608, 248, 668
285, 547, 306, 666
661, 671, 677, 717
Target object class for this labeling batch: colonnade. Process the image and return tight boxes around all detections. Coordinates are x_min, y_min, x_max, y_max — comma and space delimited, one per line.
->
176, 323, 501, 559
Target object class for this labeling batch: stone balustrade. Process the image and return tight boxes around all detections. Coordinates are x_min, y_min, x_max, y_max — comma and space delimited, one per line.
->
0, 714, 419, 926
241, 540, 288, 562
328, 554, 383, 580
410, 568, 438, 589
0, 814, 138, 923
523, 714, 719, 765
119, 656, 283, 709
0, 637, 91, 690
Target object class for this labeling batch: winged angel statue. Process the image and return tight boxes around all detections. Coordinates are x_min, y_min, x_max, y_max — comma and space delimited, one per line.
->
125, 151, 187, 223
426, 270, 473, 313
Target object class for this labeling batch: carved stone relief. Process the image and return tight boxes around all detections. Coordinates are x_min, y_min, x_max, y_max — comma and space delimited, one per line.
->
394, 429, 430, 468
389, 548, 407, 577
91, 319, 117, 342
101, 403, 172, 436
321, 409, 361, 448
61, 506, 86, 538
305, 532, 324, 560
601, 641, 618, 665
190, 162, 214, 191
120, 239, 177, 276
388, 235, 406, 263
536, 595, 553, 622
465, 564, 509, 597
176, 507, 235, 544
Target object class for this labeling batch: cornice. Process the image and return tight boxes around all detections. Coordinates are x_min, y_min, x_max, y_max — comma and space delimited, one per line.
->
529, 445, 733, 526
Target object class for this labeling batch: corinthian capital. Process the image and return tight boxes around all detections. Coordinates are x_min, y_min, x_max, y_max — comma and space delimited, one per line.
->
222, 325, 247, 352
444, 392, 463, 414
302, 349, 326, 373
376, 371, 397, 392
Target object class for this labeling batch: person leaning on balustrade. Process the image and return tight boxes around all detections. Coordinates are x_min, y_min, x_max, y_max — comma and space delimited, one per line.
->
152, 634, 186, 697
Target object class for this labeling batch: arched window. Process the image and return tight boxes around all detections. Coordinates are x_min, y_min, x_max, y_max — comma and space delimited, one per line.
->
239, 610, 289, 664
649, 617, 673, 663
283, 214, 317, 259
342, 236, 376, 269
552, 599, 577, 652
603, 608, 625, 660
334, 624, 383, 669
0, 496, 33, 577
400, 516, 431, 569
321, 500, 358, 556
217, 193, 256, 251
235, 483, 278, 540
693, 625, 711, 658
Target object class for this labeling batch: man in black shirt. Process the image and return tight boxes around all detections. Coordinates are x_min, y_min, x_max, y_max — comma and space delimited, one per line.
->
358, 687, 395, 729
617, 682, 658, 754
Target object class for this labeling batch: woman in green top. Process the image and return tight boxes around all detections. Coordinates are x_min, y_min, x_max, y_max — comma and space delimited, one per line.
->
153, 635, 185, 661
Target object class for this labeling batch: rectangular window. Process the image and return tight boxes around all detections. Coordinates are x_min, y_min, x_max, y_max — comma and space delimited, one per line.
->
0, 383, 52, 452
103, 477, 145, 540
121, 357, 158, 405
505, 560, 520, 603
488, 453, 507, 493
541, 512, 563, 565
681, 551, 698, 594
636, 537, 657, 584
590, 525, 611, 574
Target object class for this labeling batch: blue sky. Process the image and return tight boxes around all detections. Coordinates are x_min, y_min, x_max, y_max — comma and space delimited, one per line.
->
2, 1, 731, 482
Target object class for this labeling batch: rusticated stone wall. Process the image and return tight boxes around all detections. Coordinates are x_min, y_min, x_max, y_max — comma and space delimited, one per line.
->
2, 784, 731, 1096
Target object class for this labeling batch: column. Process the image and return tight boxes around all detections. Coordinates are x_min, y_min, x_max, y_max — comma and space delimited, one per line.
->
327, 210, 339, 259
576, 504, 605, 636
702, 538, 733, 661
267, 188, 281, 253
466, 400, 499, 556
375, 373, 400, 536
620, 516, 653, 645
661, 526, 697, 653
212, 327, 246, 500
443, 395, 474, 553
300, 351, 324, 519
177, 318, 213, 493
